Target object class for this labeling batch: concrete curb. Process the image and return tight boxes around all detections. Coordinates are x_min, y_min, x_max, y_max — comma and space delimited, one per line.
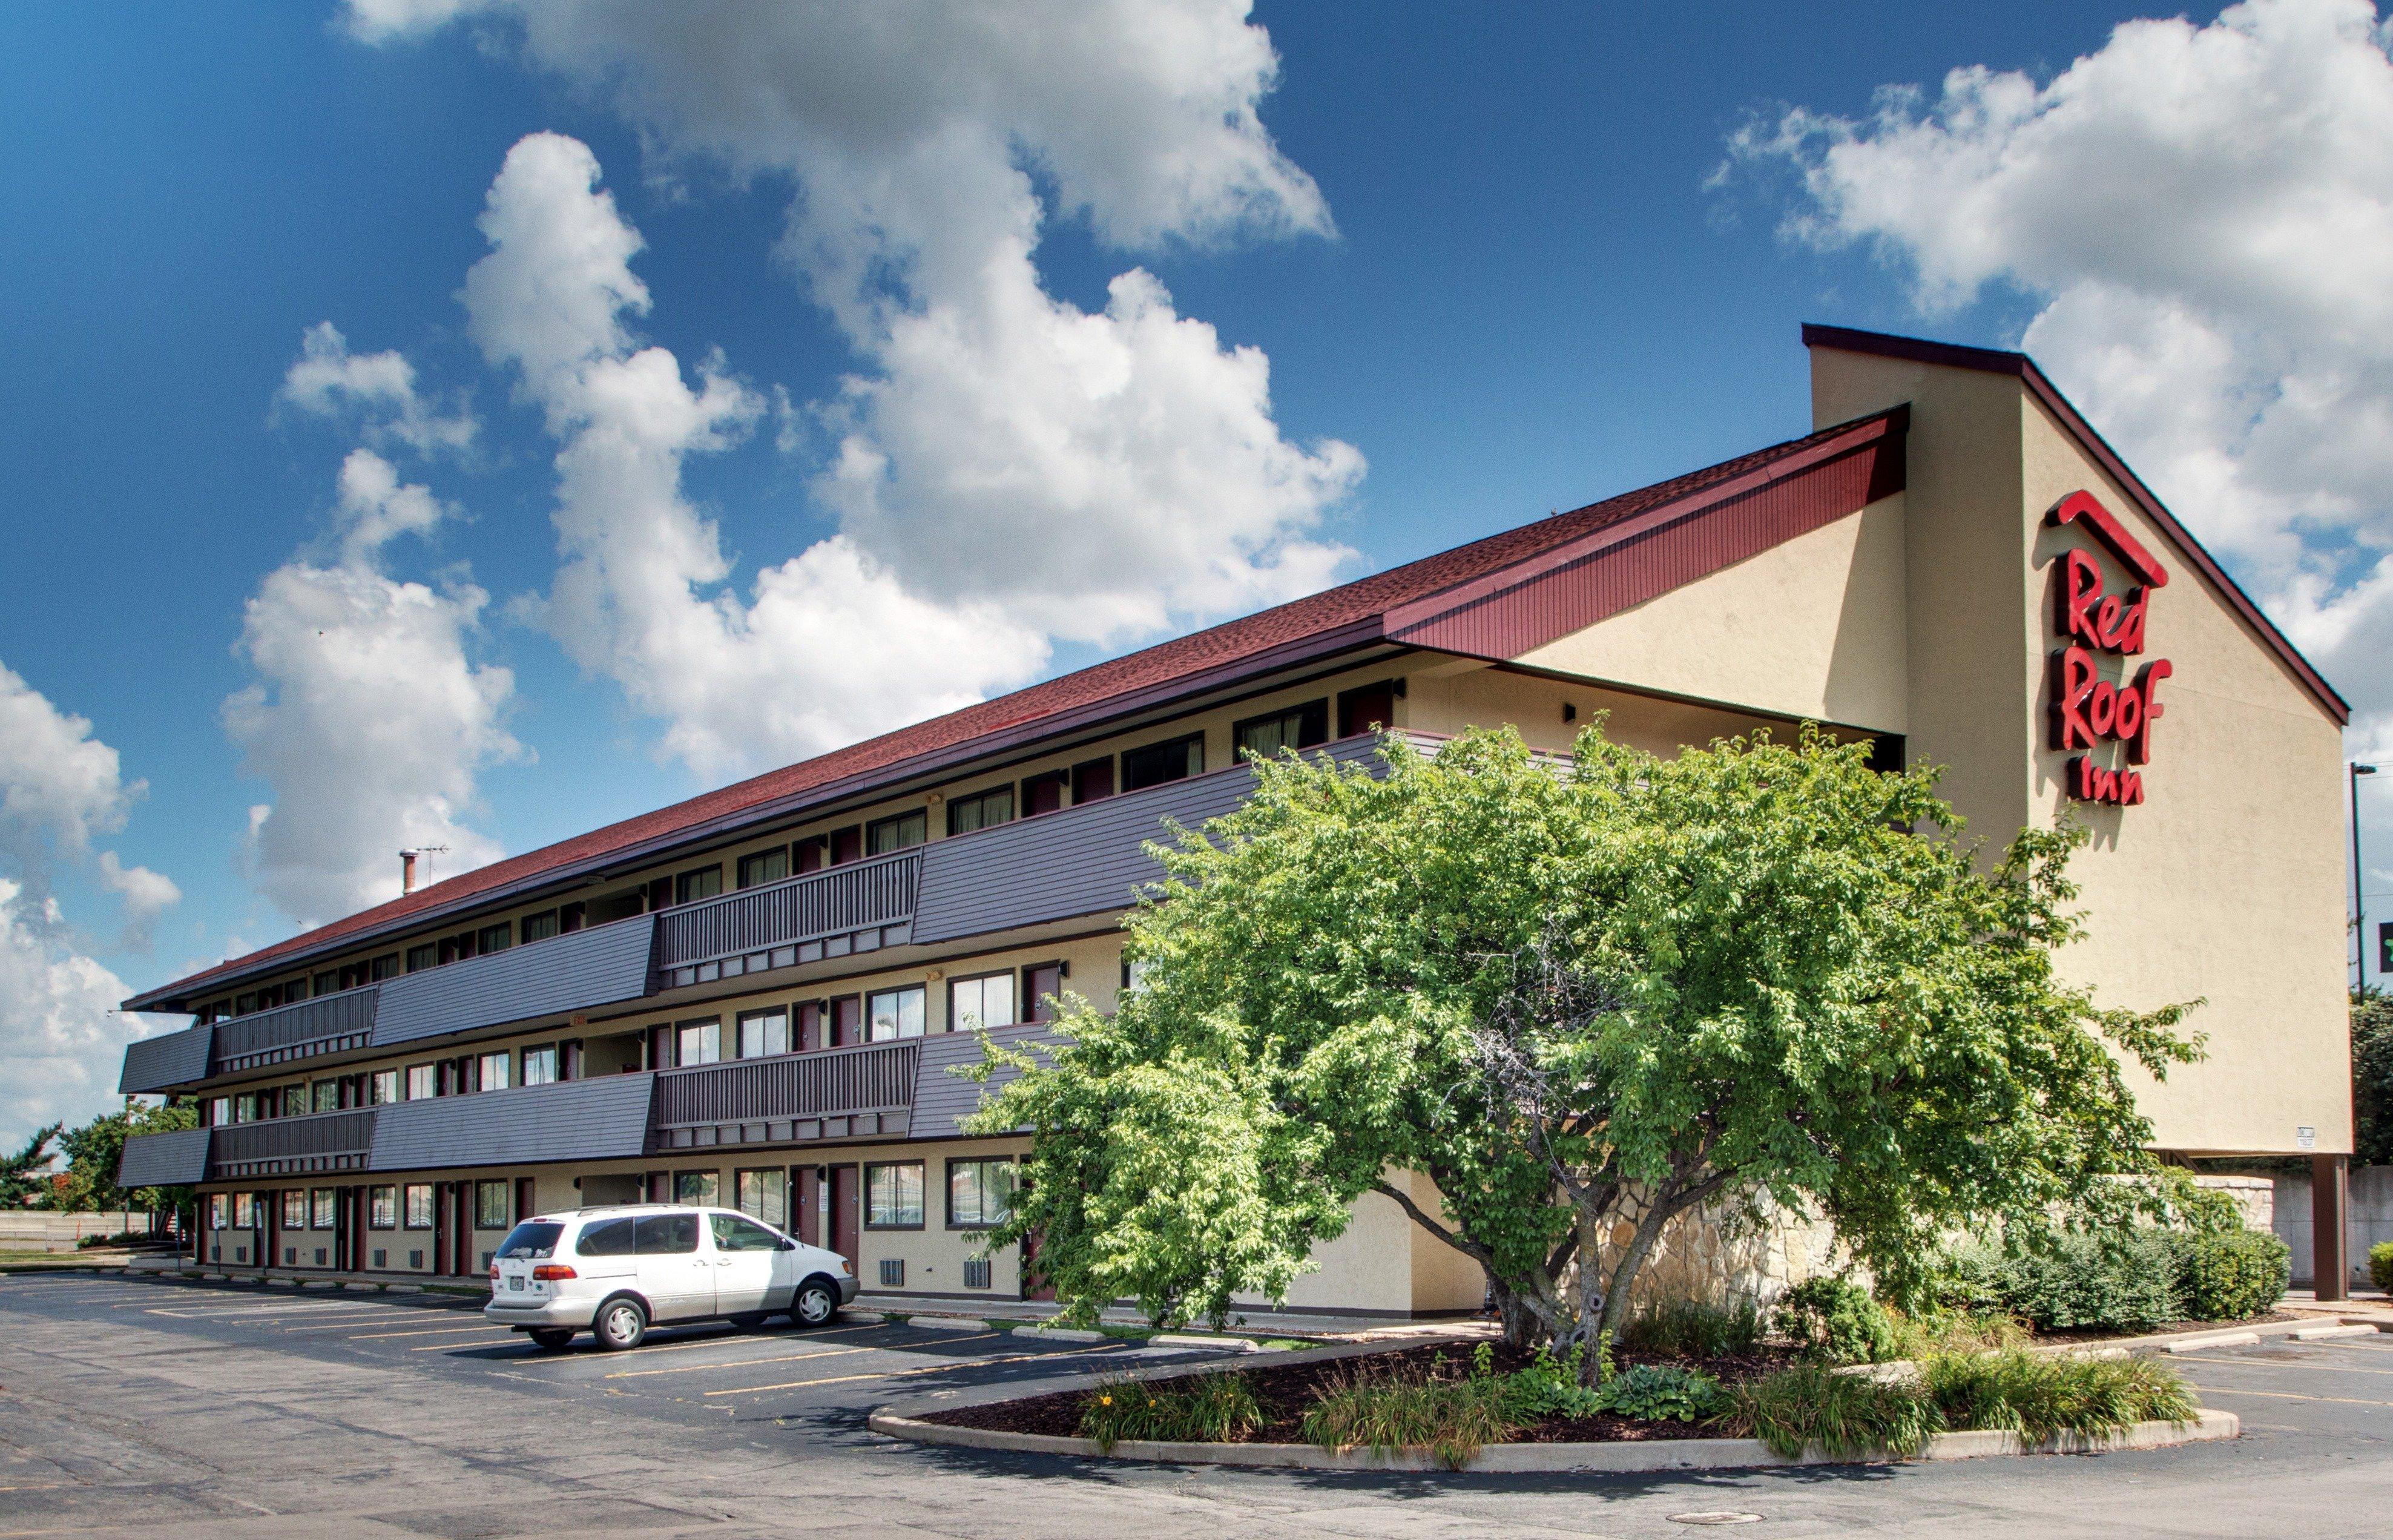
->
866, 1408, 2239, 1473
2162, 1331, 2260, 1354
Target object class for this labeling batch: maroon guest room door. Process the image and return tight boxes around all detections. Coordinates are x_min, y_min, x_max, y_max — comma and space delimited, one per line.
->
829, 1165, 860, 1264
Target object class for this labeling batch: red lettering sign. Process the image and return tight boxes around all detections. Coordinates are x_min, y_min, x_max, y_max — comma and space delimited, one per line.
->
2047, 493, 2171, 806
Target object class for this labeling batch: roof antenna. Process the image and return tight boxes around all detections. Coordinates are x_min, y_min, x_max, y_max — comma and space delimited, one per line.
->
400, 846, 449, 896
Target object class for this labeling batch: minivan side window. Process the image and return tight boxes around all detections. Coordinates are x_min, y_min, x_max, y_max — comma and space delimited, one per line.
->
576, 1217, 636, 1257
634, 1213, 699, 1254
710, 1213, 783, 1252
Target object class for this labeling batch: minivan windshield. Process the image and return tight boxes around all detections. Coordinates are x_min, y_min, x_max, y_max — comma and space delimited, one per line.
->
496, 1222, 564, 1260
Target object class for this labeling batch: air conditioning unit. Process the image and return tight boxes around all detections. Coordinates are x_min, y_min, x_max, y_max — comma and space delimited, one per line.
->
284, 1247, 297, 1265
409, 1250, 424, 1269
314, 1248, 328, 1266
963, 1257, 991, 1289
372, 1249, 387, 1269
878, 1258, 905, 1288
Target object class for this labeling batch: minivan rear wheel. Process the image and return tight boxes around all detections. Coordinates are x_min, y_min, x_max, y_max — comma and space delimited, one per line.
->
528, 1328, 574, 1351
594, 1297, 648, 1351
791, 1278, 837, 1329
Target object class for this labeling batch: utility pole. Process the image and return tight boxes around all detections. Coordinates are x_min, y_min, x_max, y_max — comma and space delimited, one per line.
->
2354, 764, 2377, 990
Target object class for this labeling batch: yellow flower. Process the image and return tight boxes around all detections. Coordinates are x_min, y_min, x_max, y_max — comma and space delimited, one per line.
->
1098, 1395, 1112, 1406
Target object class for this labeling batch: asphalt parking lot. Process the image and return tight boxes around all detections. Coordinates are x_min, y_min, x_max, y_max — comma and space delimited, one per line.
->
3, 1269, 2390, 1540
0, 1270, 1224, 1435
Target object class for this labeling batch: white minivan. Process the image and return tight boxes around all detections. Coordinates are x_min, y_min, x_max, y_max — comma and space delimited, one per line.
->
484, 1205, 858, 1351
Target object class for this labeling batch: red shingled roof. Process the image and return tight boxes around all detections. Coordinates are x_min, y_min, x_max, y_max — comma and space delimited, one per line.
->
134, 410, 1897, 1009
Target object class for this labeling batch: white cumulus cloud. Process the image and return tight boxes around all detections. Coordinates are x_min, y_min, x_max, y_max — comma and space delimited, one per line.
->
0, 666, 178, 1147
279, 321, 477, 458
462, 131, 1050, 780
0, 878, 139, 1151
227, 434, 518, 924
1728, 0, 2393, 898
358, 2, 1361, 780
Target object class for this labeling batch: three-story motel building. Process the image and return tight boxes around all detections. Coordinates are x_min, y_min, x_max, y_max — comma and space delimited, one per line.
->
116, 326, 2363, 1314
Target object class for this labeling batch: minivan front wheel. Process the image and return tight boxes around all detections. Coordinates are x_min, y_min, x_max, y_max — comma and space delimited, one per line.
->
594, 1297, 649, 1351
791, 1278, 838, 1329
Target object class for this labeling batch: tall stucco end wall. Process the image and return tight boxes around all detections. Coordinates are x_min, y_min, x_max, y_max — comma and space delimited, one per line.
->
2015, 396, 2351, 1156
1512, 494, 1911, 735
1811, 349, 2034, 849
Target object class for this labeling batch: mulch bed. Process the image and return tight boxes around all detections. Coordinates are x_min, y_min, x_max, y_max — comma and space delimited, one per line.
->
921, 1340, 1791, 1445
922, 1312, 2289, 1447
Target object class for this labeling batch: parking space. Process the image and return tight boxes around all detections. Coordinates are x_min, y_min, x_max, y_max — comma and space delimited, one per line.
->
0, 1269, 1225, 1433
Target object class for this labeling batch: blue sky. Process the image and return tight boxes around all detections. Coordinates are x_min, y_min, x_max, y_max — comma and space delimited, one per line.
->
4, 1, 2387, 1140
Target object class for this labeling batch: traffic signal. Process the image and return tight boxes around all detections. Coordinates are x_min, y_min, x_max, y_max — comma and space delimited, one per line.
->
2380, 920, 2392, 975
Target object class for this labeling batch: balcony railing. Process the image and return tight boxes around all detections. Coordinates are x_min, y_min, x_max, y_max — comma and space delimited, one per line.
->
208, 1108, 378, 1180
209, 987, 380, 1075
651, 1039, 920, 1150
651, 849, 921, 989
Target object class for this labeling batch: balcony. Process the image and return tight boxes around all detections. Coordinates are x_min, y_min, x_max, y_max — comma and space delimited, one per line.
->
651, 1039, 920, 1150
209, 986, 379, 1075
651, 849, 920, 990
207, 1108, 378, 1180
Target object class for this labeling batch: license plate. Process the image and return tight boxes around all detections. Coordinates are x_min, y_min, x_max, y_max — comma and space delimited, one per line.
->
509, 1276, 525, 1291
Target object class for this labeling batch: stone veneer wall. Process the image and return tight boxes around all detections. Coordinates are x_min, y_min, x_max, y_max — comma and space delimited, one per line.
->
1596, 1187, 1843, 1312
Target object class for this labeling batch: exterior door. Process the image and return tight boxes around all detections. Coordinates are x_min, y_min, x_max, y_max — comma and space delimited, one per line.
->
259, 1191, 278, 1270
514, 1177, 536, 1226
1021, 1229, 1056, 1302
632, 1213, 711, 1320
828, 1164, 860, 1265
452, 1183, 475, 1275
793, 1166, 821, 1247
707, 1212, 785, 1312
431, 1183, 451, 1275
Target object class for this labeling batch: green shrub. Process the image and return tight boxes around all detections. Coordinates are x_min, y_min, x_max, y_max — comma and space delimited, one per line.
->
1078, 1372, 1262, 1450
2370, 1240, 2393, 1292
2169, 1228, 2289, 1321
1989, 1230, 2179, 1334
1619, 1297, 1763, 1360
1720, 1362, 1937, 1459
1497, 1340, 1610, 1419
1773, 1277, 1897, 1364
1300, 1366, 1521, 1470
1923, 1350, 2194, 1444
1596, 1363, 1729, 1422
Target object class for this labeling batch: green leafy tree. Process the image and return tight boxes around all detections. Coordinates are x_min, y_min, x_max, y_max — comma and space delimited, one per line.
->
50, 1099, 198, 1216
969, 726, 2197, 1369
2353, 988, 2393, 1167
0, 1124, 62, 1208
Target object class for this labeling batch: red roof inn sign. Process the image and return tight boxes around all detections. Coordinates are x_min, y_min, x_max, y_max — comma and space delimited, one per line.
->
2047, 491, 2171, 806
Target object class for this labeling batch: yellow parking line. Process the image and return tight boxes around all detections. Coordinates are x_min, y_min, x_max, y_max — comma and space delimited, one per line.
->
407, 1329, 526, 1350
2173, 1354, 2393, 1378
584, 1320, 895, 1367
605, 1337, 946, 1380
279, 1311, 464, 1331
512, 1320, 887, 1363
2186, 1383, 2393, 1409
337, 1321, 512, 1341
705, 1338, 1121, 1397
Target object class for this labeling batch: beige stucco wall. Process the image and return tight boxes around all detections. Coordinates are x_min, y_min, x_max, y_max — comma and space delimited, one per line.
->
2015, 394, 2352, 1155
1811, 342, 2351, 1157
1512, 495, 1911, 733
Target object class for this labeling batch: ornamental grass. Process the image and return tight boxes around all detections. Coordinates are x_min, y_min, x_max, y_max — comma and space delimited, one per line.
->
1922, 1349, 2194, 1445
1076, 1371, 1262, 1452
1297, 1365, 1521, 1470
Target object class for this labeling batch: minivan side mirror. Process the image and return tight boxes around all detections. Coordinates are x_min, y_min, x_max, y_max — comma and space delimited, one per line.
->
777, 1236, 796, 1250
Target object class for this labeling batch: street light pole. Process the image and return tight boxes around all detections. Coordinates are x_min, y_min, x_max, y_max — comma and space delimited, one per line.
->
2354, 762, 2378, 990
